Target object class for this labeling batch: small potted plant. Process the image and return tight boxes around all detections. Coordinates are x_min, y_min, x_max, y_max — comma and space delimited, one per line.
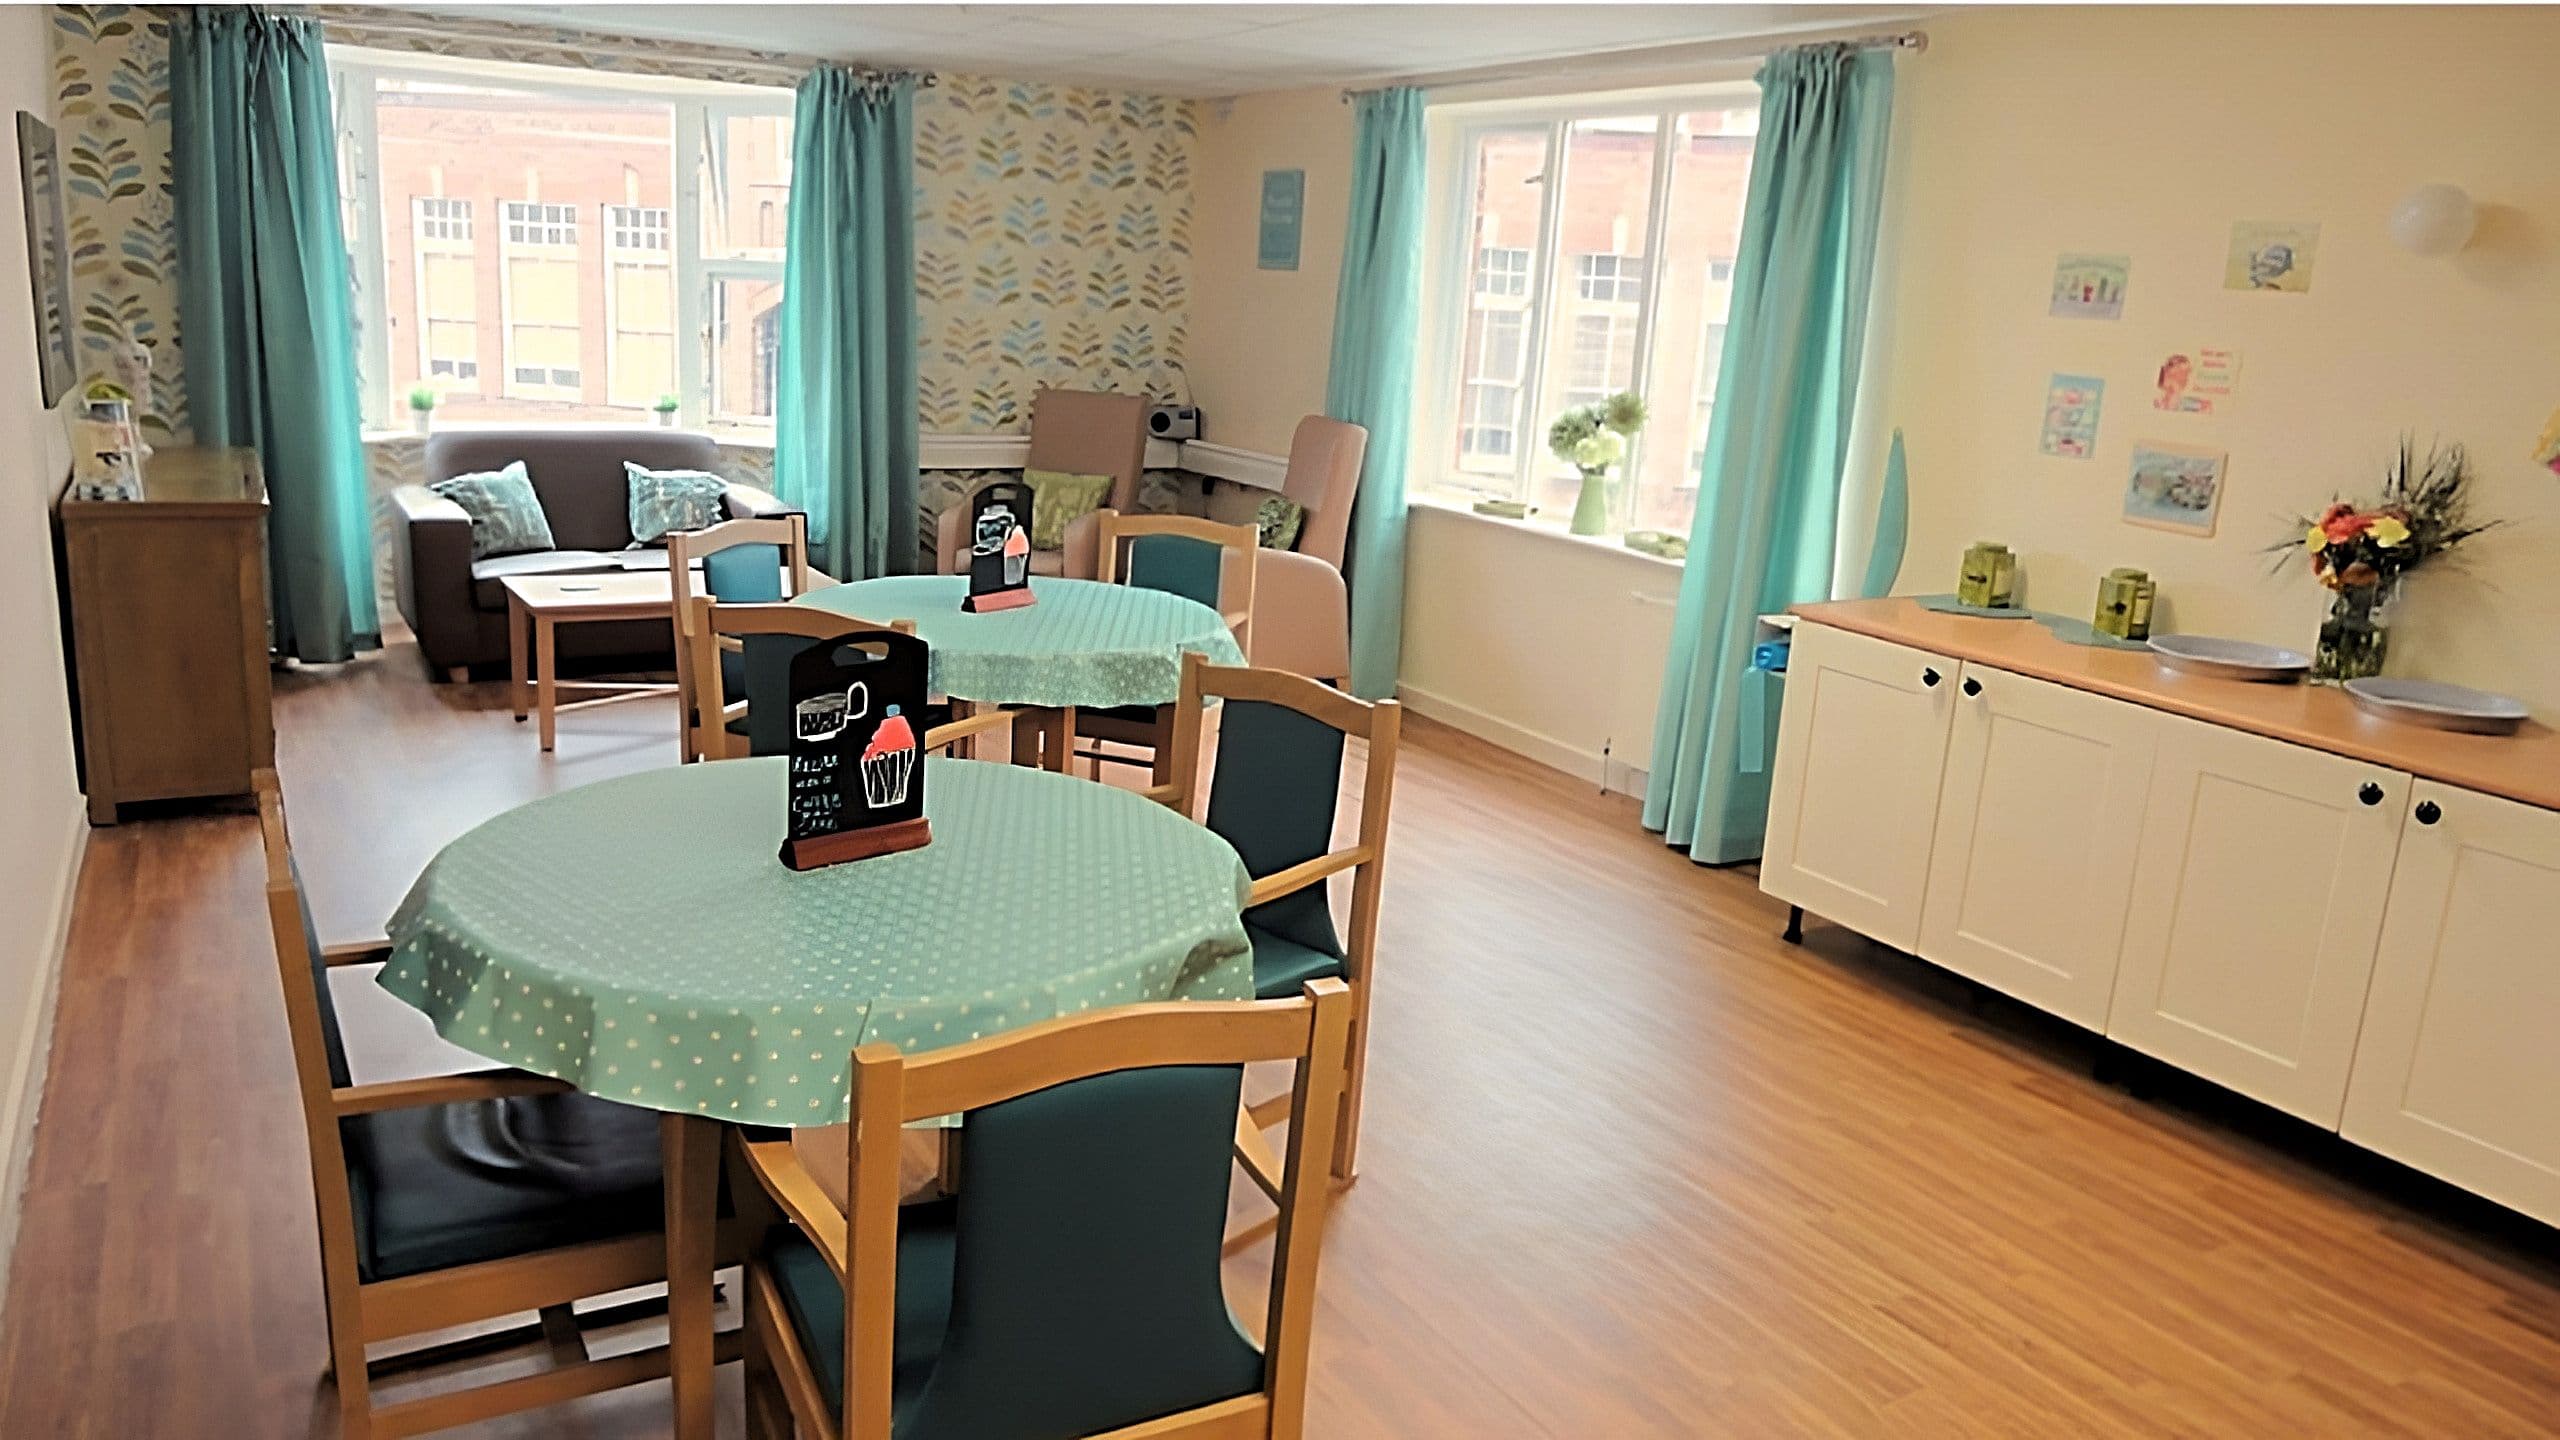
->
1548, 391, 1649, 536
653, 393, 680, 428
2267, 435, 2501, 681
407, 384, 436, 435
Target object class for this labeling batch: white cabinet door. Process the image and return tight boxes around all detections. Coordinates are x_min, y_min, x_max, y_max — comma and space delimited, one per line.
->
2343, 782, 2560, 1228
1761, 623, 1957, 951
1917, 663, 2158, 1029
2105, 716, 2408, 1126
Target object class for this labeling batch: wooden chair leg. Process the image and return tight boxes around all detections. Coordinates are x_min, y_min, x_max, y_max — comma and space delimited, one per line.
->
742, 1270, 788, 1440
1332, 995, 1371, 1184
1234, 1106, 1284, 1204
330, 1320, 374, 1440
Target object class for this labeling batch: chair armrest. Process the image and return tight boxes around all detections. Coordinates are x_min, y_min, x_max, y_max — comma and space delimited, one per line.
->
390, 483, 479, 666
933, 500, 970, 576
723, 481, 792, 520
321, 940, 394, 968
736, 1135, 852, 1277
331, 1069, 573, 1116
1247, 845, 1373, 907
1244, 549, 1349, 680
1057, 508, 1104, 580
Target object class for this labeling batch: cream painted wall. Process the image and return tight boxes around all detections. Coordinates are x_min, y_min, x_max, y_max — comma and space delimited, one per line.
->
0, 4, 84, 1306
1188, 88, 1352, 456
1877, 5, 2560, 716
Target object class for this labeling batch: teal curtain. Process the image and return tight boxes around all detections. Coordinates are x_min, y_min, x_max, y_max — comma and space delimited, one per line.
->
1643, 45, 1896, 863
775, 68, 920, 580
1861, 428, 1910, 598
171, 8, 376, 663
1323, 88, 1426, 701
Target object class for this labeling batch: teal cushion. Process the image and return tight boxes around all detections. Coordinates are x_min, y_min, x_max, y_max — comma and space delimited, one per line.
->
431, 461, 555, 561
1125, 533, 1222, 610
626, 463, 729, 546
1205, 700, 1349, 961
1247, 921, 1344, 1001
339, 1093, 664, 1282
765, 1199, 959, 1424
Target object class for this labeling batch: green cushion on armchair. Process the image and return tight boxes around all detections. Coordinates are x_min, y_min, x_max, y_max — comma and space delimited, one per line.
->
1022, 467, 1115, 550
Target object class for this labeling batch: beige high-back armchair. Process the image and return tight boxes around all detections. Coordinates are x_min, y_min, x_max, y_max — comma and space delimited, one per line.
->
934, 388, 1149, 579
1246, 416, 1367, 683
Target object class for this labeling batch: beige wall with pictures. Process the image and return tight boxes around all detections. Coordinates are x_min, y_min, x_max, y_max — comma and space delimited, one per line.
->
0, 4, 84, 1305
1188, 87, 1352, 457
1874, 4, 2560, 715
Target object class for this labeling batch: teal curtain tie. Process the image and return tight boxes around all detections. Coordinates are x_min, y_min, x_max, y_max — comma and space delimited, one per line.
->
1324, 88, 1427, 701
1861, 428, 1910, 599
1640, 44, 1897, 863
774, 66, 922, 580
171, 7, 378, 663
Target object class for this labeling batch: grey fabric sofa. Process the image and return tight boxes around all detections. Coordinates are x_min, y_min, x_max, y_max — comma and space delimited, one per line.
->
389, 427, 791, 678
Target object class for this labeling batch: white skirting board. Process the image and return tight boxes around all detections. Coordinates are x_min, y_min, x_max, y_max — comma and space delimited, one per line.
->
1396, 683, 1650, 799
0, 803, 87, 1307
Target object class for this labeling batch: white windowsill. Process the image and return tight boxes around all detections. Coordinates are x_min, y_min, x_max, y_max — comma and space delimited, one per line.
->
1406, 491, 1686, 571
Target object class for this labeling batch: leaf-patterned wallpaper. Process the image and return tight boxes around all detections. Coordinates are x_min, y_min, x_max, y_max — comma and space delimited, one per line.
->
46, 5, 1200, 446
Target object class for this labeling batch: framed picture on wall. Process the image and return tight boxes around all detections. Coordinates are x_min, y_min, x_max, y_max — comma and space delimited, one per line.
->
2121, 440, 2227, 537
15, 111, 75, 406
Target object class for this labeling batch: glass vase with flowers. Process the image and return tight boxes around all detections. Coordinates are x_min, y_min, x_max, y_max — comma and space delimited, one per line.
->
2268, 437, 2499, 682
1548, 391, 1649, 536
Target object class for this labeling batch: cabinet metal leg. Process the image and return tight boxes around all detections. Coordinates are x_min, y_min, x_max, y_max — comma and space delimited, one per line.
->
1782, 905, 1805, 945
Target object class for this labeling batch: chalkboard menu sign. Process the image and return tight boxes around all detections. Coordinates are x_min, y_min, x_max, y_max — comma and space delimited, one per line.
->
780, 629, 933, 870
961, 480, 1037, 613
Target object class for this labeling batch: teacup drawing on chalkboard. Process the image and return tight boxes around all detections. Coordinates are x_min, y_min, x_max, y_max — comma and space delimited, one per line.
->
794, 680, 869, 743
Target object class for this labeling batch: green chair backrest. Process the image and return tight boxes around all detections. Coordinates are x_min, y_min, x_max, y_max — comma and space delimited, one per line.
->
1203, 699, 1348, 959
1124, 533, 1224, 611
705, 543, 786, 702
900, 1063, 1267, 1437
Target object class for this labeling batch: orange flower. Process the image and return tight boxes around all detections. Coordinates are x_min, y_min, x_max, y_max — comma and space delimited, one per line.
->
2340, 560, 2380, 587
2319, 503, 2369, 543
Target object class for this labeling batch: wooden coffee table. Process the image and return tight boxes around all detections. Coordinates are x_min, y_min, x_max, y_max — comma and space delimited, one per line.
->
500, 571, 682, 752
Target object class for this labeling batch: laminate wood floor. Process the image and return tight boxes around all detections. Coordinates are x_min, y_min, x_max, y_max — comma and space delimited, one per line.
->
5, 636, 2558, 1437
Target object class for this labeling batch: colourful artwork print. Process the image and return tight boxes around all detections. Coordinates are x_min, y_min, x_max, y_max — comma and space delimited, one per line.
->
2050, 253, 2129, 319
2039, 374, 2105, 459
2152, 346, 2240, 414
2226, 221, 2320, 293
2122, 441, 2228, 537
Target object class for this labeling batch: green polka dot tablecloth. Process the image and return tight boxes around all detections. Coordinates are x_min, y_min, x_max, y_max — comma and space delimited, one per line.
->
796, 575, 1244, 709
376, 757, 1253, 1126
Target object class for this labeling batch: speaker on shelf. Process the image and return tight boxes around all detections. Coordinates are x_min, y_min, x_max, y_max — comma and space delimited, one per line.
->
1147, 404, 1200, 441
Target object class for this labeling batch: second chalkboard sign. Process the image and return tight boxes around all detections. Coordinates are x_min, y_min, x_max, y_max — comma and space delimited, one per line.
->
961, 480, 1037, 613
780, 629, 933, 870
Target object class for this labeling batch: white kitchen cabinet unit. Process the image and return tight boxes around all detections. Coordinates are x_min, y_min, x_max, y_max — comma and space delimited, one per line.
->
1760, 622, 1956, 952
2343, 782, 2560, 1228
1916, 663, 2159, 1029
2104, 715, 2408, 1127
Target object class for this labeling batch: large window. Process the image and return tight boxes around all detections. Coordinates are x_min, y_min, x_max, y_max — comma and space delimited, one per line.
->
331, 53, 790, 431
1423, 99, 1758, 536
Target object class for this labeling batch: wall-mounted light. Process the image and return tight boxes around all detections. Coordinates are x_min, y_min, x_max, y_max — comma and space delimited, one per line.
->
2389, 182, 2476, 256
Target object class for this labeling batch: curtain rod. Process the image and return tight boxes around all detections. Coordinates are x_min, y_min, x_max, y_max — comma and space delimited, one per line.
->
1339, 28, 1927, 101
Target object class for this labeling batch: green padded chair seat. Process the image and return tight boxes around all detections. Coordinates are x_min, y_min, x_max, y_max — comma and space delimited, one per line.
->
1248, 921, 1343, 1001
340, 1092, 666, 1283
766, 1199, 959, 1423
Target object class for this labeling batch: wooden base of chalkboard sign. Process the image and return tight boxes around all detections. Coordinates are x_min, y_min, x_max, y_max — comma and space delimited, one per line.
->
781, 816, 932, 870
962, 587, 1035, 613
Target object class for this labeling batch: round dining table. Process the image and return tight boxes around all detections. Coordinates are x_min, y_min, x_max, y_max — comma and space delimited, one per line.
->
796, 574, 1245, 771
374, 756, 1255, 1439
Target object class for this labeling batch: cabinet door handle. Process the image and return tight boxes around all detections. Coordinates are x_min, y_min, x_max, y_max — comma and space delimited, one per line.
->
2415, 799, 2442, 826
1921, 667, 1942, 688
2358, 782, 2384, 807
1961, 676, 1983, 698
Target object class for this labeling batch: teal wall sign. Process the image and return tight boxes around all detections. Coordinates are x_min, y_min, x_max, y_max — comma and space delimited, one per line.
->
1257, 168, 1304, 271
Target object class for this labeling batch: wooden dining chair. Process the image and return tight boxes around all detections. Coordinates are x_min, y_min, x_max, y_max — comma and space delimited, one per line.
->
1151, 652, 1400, 1191
1078, 511, 1259, 782
254, 769, 733, 1438
670, 513, 815, 763
685, 600, 1013, 760
728, 979, 1352, 1440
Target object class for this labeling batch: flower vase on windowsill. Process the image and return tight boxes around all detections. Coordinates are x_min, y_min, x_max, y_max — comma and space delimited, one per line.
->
407, 386, 435, 436
1548, 390, 1649, 538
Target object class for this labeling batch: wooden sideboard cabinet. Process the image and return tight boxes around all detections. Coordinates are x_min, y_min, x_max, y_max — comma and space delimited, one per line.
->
54, 448, 274, 824
1763, 598, 2560, 1229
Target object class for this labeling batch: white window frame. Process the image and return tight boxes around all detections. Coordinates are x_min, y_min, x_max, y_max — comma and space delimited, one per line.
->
1418, 87, 1760, 524
1457, 306, 1528, 464
328, 49, 789, 432
1473, 244, 1529, 298
409, 196, 479, 392
499, 199, 584, 401
603, 203, 676, 408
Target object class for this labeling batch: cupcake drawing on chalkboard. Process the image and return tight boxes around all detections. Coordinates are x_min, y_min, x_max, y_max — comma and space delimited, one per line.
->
860, 705, 918, 808
1001, 524, 1031, 585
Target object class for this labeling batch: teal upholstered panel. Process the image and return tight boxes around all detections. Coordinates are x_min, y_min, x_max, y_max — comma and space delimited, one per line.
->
1204, 699, 1347, 961
1125, 533, 1223, 610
